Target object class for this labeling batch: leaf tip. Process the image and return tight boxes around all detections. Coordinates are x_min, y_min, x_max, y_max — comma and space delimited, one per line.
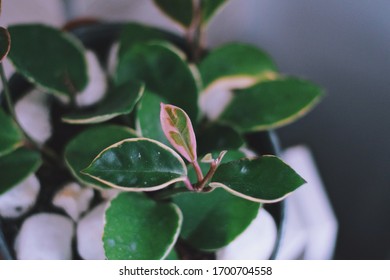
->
80, 166, 92, 176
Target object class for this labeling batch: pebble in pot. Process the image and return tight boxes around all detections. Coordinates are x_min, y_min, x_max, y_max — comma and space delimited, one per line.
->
216, 208, 277, 260
77, 202, 107, 260
15, 89, 51, 145
52, 182, 94, 221
75, 51, 107, 107
0, 174, 40, 219
14, 213, 74, 260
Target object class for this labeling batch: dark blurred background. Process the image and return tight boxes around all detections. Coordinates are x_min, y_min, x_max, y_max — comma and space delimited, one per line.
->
1, 0, 389, 259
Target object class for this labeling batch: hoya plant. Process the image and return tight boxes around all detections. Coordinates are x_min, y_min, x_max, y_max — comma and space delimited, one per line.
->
0, 1, 323, 259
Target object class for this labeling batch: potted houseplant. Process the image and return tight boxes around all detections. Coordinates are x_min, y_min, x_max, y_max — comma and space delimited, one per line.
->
0, 0, 323, 260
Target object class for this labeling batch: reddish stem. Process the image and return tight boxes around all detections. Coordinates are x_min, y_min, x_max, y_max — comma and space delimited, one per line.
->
192, 160, 204, 182
183, 177, 194, 191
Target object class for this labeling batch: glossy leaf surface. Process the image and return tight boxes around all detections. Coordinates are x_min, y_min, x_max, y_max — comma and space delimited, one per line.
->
0, 109, 24, 157
104, 192, 182, 260
165, 249, 179, 260
116, 43, 199, 122
173, 150, 259, 251
8, 24, 87, 97
64, 125, 137, 189
0, 27, 10, 62
82, 138, 187, 191
220, 78, 324, 132
173, 188, 259, 251
0, 148, 41, 194
153, 0, 193, 28
118, 23, 177, 59
136, 91, 170, 146
199, 43, 277, 90
160, 103, 197, 163
62, 81, 144, 124
210, 155, 306, 203
152, 0, 227, 26
197, 124, 244, 155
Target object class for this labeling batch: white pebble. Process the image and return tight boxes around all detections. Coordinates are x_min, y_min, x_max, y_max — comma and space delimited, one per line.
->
15, 89, 51, 145
0, 175, 40, 219
239, 147, 258, 159
107, 42, 119, 77
216, 208, 277, 260
199, 77, 255, 120
14, 213, 74, 260
99, 188, 120, 200
52, 182, 94, 221
76, 51, 107, 107
76, 202, 107, 260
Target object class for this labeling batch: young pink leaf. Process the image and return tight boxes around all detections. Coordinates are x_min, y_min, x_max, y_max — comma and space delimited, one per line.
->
160, 103, 197, 163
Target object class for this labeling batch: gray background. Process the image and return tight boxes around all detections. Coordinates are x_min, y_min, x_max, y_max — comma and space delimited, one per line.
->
229, 0, 390, 259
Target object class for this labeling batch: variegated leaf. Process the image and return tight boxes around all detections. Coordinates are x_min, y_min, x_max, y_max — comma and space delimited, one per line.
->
160, 103, 197, 163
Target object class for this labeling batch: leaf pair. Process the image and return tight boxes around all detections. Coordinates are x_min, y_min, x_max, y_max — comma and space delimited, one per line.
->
104, 187, 258, 260
81, 104, 199, 192
80, 106, 305, 260
101, 148, 304, 259
198, 43, 324, 131
153, 0, 228, 28
82, 105, 305, 203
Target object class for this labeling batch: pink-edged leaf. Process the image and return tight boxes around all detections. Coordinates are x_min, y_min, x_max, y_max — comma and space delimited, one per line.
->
160, 103, 197, 163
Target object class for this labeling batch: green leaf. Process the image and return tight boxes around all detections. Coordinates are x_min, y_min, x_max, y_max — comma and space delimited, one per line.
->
199, 43, 277, 90
7, 24, 88, 98
201, 0, 228, 24
0, 148, 42, 195
210, 155, 306, 203
116, 42, 199, 122
0, 27, 10, 62
152, 0, 193, 28
219, 78, 324, 132
136, 91, 170, 146
64, 125, 137, 189
165, 249, 179, 260
104, 192, 182, 260
152, 0, 228, 27
160, 103, 197, 163
82, 138, 187, 191
173, 188, 259, 251
0, 108, 24, 157
118, 23, 178, 59
197, 124, 244, 155
62, 81, 145, 124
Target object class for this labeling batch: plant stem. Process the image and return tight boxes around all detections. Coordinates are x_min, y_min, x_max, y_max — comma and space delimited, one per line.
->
194, 151, 226, 191
0, 63, 37, 147
0, 63, 63, 166
186, 0, 204, 62
192, 160, 204, 182
183, 177, 194, 191
194, 161, 218, 191
1, 64, 18, 126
